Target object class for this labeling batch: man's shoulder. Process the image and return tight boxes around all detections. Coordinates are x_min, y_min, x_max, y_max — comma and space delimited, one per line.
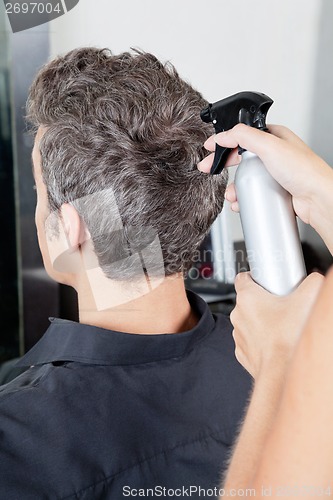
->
0, 363, 50, 398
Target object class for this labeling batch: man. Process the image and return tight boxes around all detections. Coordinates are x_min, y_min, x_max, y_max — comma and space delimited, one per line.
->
0, 48, 251, 498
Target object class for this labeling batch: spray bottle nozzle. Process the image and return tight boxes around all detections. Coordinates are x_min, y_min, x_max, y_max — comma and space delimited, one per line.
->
200, 91, 273, 175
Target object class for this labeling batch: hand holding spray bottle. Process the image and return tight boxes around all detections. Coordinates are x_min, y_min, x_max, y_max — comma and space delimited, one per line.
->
201, 92, 306, 296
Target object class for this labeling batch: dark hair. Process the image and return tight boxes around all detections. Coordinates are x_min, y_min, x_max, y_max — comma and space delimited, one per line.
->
27, 47, 227, 279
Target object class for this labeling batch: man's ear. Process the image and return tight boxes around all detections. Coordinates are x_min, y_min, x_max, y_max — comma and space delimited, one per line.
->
60, 203, 89, 250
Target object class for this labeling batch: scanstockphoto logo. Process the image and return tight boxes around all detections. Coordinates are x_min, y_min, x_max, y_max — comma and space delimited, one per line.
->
3, 0, 80, 33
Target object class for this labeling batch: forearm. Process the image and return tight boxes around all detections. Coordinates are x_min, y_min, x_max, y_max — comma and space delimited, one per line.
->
252, 369, 333, 497
252, 269, 333, 493
223, 339, 333, 500
223, 273, 323, 497
222, 363, 287, 495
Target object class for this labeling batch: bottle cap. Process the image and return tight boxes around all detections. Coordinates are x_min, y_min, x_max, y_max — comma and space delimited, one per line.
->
200, 91, 273, 174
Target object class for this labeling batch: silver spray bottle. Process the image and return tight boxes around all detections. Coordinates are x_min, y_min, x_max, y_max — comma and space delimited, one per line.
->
201, 91, 306, 296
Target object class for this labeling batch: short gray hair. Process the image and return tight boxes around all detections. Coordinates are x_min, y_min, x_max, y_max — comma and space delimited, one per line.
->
27, 47, 227, 279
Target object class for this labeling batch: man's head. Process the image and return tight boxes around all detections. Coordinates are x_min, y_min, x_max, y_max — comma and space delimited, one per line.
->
28, 47, 227, 283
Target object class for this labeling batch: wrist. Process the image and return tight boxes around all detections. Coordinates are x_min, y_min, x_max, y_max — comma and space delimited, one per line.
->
256, 351, 291, 387
308, 162, 333, 252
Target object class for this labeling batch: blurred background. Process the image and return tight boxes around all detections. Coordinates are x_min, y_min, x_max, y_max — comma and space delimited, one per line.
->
0, 0, 332, 365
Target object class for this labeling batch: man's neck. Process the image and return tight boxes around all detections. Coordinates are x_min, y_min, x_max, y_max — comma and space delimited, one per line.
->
76, 271, 199, 334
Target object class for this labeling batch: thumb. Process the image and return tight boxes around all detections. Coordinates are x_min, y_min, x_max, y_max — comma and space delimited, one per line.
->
234, 271, 260, 293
